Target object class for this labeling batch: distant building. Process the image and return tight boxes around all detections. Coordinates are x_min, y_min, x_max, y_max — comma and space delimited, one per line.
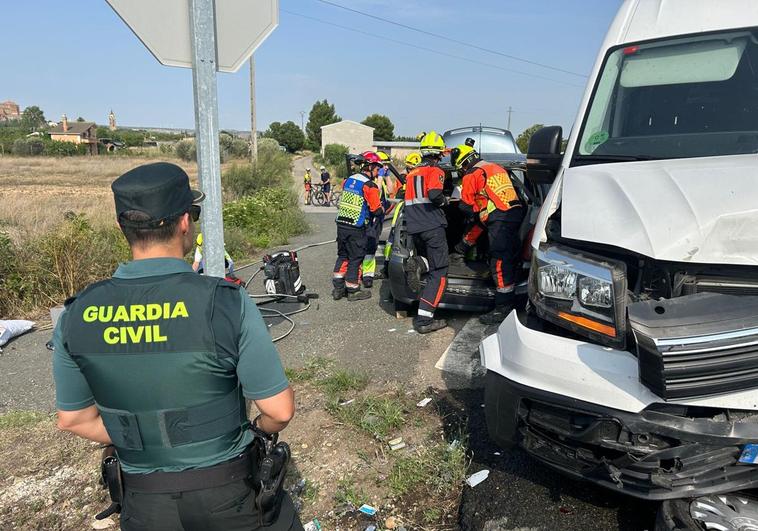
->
0, 100, 20, 122
48, 114, 98, 155
372, 140, 421, 162
321, 120, 374, 155
108, 109, 116, 131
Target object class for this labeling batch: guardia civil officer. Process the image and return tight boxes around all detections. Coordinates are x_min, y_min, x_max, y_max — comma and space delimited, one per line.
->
53, 162, 303, 530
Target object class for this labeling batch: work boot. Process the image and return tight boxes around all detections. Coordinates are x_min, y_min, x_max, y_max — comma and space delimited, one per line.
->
413, 317, 448, 334
479, 305, 512, 325
449, 252, 466, 264
374, 269, 384, 280
347, 290, 371, 302
363, 277, 374, 289
404, 256, 427, 293
332, 287, 346, 300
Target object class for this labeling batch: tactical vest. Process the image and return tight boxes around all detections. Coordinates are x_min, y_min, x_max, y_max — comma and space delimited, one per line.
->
63, 272, 247, 471
336, 173, 371, 227
474, 161, 522, 214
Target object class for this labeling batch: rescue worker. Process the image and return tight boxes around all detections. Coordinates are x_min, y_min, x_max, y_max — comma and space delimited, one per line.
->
303, 167, 313, 205
450, 144, 525, 325
362, 151, 391, 288
382, 151, 421, 274
333, 152, 384, 301
319, 165, 331, 205
192, 232, 236, 279
403, 132, 449, 334
52, 162, 303, 531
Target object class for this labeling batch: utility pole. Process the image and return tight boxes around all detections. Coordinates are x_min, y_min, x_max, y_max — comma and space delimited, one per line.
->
249, 55, 257, 163
506, 106, 513, 131
299, 110, 306, 133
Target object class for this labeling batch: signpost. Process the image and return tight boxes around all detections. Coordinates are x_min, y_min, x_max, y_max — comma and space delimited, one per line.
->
106, 0, 279, 277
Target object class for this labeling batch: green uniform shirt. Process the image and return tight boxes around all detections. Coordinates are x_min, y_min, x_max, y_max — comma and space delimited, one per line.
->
52, 257, 289, 473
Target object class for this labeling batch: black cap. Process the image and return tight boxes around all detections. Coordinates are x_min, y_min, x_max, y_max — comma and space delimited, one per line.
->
112, 162, 204, 227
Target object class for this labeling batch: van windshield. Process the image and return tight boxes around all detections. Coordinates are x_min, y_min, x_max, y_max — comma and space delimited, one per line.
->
575, 29, 758, 164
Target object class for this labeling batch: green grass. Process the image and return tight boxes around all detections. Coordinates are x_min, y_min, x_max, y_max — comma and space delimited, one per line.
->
388, 438, 469, 497
423, 507, 443, 523
284, 357, 334, 383
0, 411, 49, 429
327, 395, 406, 438
334, 478, 368, 507
316, 370, 369, 398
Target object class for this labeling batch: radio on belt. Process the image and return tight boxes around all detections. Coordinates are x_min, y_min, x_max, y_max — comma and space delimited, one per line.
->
263, 251, 306, 296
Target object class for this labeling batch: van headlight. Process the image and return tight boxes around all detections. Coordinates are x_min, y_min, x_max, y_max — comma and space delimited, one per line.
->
529, 245, 627, 348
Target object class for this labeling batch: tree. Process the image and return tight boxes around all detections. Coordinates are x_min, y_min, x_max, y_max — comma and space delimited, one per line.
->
76, 116, 86, 122
516, 123, 544, 153
361, 114, 394, 141
264, 121, 305, 153
21, 106, 46, 132
306, 99, 340, 150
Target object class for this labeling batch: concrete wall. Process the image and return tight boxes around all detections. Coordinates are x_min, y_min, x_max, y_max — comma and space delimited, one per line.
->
321, 121, 373, 155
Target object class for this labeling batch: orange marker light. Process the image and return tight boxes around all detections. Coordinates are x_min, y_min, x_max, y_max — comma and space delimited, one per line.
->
558, 312, 617, 338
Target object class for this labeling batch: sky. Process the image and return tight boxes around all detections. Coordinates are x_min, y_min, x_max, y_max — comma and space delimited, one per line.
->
1, 0, 623, 138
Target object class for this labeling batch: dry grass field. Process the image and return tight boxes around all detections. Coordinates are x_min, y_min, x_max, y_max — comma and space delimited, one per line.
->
0, 156, 201, 240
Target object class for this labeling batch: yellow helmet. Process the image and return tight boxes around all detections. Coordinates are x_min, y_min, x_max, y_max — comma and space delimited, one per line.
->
419, 130, 445, 155
196, 232, 203, 246
376, 151, 391, 163
450, 144, 478, 169
404, 152, 422, 168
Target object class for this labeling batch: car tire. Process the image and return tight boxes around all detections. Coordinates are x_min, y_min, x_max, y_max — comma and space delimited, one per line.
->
656, 499, 710, 531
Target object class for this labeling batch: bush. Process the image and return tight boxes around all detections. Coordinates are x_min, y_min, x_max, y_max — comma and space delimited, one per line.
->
222, 147, 291, 199
223, 188, 308, 249
159, 143, 174, 155
43, 140, 86, 156
175, 139, 196, 162
220, 133, 250, 160
0, 216, 130, 318
322, 143, 349, 167
11, 138, 44, 156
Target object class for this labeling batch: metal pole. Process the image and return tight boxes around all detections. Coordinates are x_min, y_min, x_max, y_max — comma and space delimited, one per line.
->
249, 55, 257, 163
507, 106, 513, 131
300, 111, 306, 133
189, 0, 225, 278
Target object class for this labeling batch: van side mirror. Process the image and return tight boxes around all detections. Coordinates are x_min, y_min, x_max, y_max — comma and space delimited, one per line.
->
527, 126, 563, 185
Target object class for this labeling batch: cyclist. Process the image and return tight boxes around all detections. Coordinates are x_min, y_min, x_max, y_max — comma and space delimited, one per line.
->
303, 168, 313, 205
320, 165, 331, 206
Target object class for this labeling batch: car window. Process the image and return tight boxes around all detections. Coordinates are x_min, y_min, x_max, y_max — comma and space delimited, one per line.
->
444, 131, 519, 154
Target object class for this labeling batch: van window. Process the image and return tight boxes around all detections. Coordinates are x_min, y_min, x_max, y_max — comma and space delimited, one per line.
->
575, 29, 758, 163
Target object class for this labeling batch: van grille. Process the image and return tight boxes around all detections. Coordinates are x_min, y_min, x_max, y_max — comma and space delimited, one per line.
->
637, 327, 758, 399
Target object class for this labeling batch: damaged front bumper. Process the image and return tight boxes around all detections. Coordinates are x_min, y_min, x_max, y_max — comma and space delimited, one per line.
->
482, 312, 758, 500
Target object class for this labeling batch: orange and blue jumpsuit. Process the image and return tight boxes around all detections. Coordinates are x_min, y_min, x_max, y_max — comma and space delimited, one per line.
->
333, 172, 383, 293
404, 162, 448, 321
459, 161, 524, 307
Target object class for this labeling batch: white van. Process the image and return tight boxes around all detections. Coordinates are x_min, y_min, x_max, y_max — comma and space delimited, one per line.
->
480, 0, 758, 527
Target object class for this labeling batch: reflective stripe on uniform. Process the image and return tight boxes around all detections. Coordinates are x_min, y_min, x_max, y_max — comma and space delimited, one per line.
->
405, 197, 432, 206
418, 308, 434, 318
496, 284, 515, 294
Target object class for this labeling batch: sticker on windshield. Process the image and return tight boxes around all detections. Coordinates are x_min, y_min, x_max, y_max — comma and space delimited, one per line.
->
585, 131, 609, 151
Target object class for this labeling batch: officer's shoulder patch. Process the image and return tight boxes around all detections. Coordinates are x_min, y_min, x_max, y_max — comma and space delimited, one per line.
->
218, 279, 242, 290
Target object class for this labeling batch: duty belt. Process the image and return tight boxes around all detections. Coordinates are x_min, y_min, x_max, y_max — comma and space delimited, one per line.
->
122, 451, 253, 493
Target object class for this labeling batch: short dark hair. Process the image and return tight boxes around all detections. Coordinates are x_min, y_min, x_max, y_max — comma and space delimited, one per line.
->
119, 210, 183, 247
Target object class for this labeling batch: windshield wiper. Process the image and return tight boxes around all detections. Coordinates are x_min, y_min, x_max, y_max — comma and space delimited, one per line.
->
575, 154, 655, 163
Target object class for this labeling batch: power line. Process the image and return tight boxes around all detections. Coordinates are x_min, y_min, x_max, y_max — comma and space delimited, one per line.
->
281, 9, 584, 88
313, 0, 588, 79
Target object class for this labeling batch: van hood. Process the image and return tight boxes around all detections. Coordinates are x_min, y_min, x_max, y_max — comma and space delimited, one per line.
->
561, 155, 758, 266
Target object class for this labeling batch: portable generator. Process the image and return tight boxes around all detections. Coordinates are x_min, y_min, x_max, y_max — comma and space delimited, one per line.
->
262, 251, 306, 296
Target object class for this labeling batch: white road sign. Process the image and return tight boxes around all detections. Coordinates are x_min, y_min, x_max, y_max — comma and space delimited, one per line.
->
106, 0, 278, 73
